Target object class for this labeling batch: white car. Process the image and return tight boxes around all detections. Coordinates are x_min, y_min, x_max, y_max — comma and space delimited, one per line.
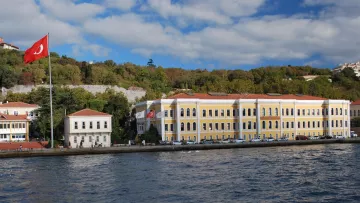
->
172, 141, 182, 145
186, 140, 196, 145
235, 138, 246, 143
336, 135, 345, 139
264, 137, 274, 142
250, 138, 261, 142
220, 139, 231, 144
278, 137, 288, 141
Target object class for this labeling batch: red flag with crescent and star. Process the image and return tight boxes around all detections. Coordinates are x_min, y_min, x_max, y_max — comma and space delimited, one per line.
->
24, 35, 49, 64
146, 110, 155, 118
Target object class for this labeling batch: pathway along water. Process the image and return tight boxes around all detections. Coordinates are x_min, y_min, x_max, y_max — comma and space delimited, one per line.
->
0, 144, 359, 202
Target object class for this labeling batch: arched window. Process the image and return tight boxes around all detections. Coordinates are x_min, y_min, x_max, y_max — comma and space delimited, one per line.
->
187, 122, 191, 131
331, 108, 334, 115
253, 122, 257, 129
336, 108, 338, 115
181, 108, 184, 117
193, 122, 196, 131
243, 109, 246, 116
269, 108, 272, 116
298, 122, 300, 128
269, 121, 272, 129
303, 122, 305, 128
282, 109, 284, 116
181, 122, 184, 131
262, 108, 266, 116
291, 108, 294, 115
308, 121, 310, 128
248, 109, 251, 116
186, 108, 190, 117
275, 108, 278, 116
262, 121, 266, 129
286, 108, 289, 116
193, 108, 196, 117
248, 121, 252, 129
275, 121, 279, 128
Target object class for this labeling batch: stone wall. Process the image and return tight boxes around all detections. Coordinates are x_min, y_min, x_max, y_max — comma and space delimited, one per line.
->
1, 85, 147, 103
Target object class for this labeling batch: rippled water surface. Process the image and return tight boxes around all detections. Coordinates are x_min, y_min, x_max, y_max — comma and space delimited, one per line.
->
1, 144, 360, 203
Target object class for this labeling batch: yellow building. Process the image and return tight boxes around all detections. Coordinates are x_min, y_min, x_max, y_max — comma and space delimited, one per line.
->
135, 92, 351, 142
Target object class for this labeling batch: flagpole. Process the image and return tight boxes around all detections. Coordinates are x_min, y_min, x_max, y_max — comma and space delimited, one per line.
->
48, 32, 54, 148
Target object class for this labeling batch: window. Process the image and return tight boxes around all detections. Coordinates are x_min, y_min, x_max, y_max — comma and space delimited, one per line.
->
215, 110, 219, 117
286, 108, 289, 116
203, 123, 206, 130
221, 123, 225, 130
318, 121, 320, 128
227, 123, 230, 130
262, 121, 266, 129
297, 109, 300, 116
322, 109, 324, 115
233, 123, 236, 130
317, 109, 320, 115
269, 108, 272, 116
104, 121, 108, 129
291, 108, 294, 116
90, 122, 93, 129
275, 121, 279, 129
312, 109, 315, 116
313, 121, 315, 128
193, 108, 196, 117
286, 122, 289, 128
307, 109, 310, 116
269, 121, 272, 129
104, 136, 106, 142
248, 121, 252, 129
298, 122, 300, 128
193, 122, 196, 131
340, 108, 342, 115
336, 108, 338, 115
340, 120, 342, 127
233, 109, 236, 117
209, 110, 213, 117
221, 110, 225, 117
75, 122, 78, 129
164, 110, 168, 117
345, 121, 348, 127
308, 121, 310, 128
282, 109, 284, 116
248, 109, 251, 116
303, 122, 305, 128
243, 109, 246, 116
291, 122, 294, 128
336, 120, 338, 127
302, 109, 305, 116
81, 136, 84, 142
89, 136, 92, 142
186, 108, 190, 117
170, 110, 174, 117
262, 108, 266, 116
170, 124, 174, 131
97, 121, 100, 129
181, 108, 184, 117
253, 122, 257, 129
187, 122, 191, 131
209, 123, 213, 130
243, 122, 246, 130
181, 123, 184, 131
253, 108, 257, 116
165, 124, 168, 131
74, 136, 77, 143
275, 108, 279, 116
345, 109, 347, 115
227, 109, 230, 117
331, 108, 334, 115
215, 123, 219, 130
203, 110, 206, 117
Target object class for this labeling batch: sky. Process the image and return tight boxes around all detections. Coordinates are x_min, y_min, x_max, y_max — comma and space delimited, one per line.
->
1, 0, 360, 70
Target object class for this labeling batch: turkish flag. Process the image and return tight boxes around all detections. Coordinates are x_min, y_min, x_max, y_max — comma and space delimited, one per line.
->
146, 110, 155, 118
24, 35, 49, 64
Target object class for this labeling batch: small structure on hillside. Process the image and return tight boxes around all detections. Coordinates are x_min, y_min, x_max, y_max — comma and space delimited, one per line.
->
0, 37, 19, 51
64, 109, 112, 148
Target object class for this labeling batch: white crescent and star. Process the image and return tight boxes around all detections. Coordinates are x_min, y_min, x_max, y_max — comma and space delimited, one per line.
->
34, 44, 43, 55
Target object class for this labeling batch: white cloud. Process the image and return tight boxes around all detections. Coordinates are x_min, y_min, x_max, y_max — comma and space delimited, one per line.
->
104, 0, 138, 10
38, 0, 105, 23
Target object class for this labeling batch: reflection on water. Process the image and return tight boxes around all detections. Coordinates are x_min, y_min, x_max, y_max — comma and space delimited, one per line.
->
1, 144, 360, 203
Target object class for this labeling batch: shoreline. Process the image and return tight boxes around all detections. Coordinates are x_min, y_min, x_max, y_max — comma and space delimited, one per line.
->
1, 139, 360, 158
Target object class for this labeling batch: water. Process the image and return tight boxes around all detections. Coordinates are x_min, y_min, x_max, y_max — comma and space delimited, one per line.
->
1, 144, 360, 203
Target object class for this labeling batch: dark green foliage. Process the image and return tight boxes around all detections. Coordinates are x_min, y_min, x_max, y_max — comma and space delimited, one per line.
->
142, 125, 161, 143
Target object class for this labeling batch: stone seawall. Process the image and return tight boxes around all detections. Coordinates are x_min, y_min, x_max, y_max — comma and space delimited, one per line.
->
1, 85, 146, 103
1, 139, 359, 159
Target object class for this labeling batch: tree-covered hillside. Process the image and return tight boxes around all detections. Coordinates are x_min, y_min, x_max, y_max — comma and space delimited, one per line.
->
1, 48, 360, 101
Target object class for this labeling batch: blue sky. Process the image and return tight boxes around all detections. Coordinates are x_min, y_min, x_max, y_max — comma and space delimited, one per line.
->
2, 0, 360, 70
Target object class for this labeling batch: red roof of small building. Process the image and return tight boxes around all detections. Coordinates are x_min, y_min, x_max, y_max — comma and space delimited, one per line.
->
167, 93, 327, 100
0, 42, 19, 49
351, 100, 360, 105
0, 102, 39, 108
0, 114, 28, 121
67, 109, 111, 117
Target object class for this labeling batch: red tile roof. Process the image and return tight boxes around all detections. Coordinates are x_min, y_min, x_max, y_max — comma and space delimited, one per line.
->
167, 93, 327, 100
351, 100, 360, 105
0, 102, 39, 108
67, 109, 111, 117
0, 114, 28, 121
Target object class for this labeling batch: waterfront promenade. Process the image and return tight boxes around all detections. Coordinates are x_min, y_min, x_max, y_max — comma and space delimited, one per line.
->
1, 139, 360, 158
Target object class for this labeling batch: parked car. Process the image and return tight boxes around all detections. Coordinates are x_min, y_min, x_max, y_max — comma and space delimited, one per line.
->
351, 131, 358, 138
278, 137, 288, 141
336, 135, 345, 139
295, 135, 308, 140
250, 137, 261, 142
172, 141, 182, 145
235, 138, 246, 143
186, 140, 196, 145
220, 139, 231, 144
200, 140, 213, 144
159, 140, 166, 145
264, 137, 274, 142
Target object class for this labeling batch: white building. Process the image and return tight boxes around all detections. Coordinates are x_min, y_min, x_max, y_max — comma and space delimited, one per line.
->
64, 109, 112, 148
0, 102, 40, 121
334, 62, 360, 77
0, 38, 19, 51
0, 114, 30, 142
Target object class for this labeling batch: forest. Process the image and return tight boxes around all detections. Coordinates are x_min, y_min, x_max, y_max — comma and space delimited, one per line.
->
1, 48, 360, 142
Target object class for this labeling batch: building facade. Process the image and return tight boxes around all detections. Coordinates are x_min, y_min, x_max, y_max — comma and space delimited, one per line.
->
0, 38, 19, 51
0, 102, 40, 121
64, 109, 112, 148
0, 114, 30, 142
136, 93, 351, 142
